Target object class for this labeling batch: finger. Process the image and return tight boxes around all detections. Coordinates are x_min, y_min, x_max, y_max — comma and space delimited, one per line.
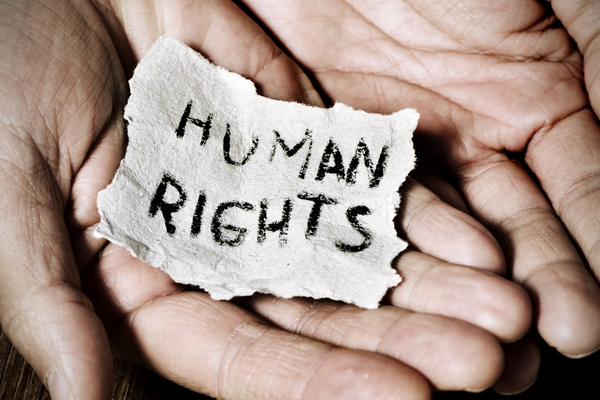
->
389, 251, 531, 342
103, 0, 324, 106
87, 243, 498, 393
86, 248, 430, 400
124, 293, 430, 400
0, 1, 123, 398
550, 0, 600, 116
242, 295, 503, 392
81, 244, 182, 332
525, 110, 600, 353
399, 177, 505, 274
67, 106, 126, 273
410, 170, 470, 214
0, 148, 113, 399
492, 332, 540, 395
460, 152, 600, 357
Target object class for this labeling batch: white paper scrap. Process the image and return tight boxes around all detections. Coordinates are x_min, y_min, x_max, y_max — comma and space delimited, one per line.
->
95, 36, 419, 309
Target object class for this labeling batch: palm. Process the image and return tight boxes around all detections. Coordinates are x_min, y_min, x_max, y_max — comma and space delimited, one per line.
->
241, 0, 600, 356
244, 0, 580, 158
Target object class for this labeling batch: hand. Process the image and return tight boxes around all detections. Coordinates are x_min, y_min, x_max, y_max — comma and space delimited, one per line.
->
239, 0, 600, 367
0, 0, 531, 398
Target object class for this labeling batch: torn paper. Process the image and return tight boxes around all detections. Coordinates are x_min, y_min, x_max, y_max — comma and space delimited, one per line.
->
95, 36, 418, 309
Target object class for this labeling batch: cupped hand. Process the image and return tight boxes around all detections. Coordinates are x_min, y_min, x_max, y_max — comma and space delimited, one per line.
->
0, 0, 533, 399
239, 0, 600, 360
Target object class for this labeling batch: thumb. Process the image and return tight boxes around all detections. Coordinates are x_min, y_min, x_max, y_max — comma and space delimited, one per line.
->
0, 149, 113, 399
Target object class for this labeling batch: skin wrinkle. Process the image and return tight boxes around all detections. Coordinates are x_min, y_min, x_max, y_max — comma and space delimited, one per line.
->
298, 346, 334, 400
240, 326, 275, 395
490, 219, 572, 275
88, 1, 138, 74
519, 260, 588, 293
2, 3, 52, 60
164, 1, 198, 34
402, 196, 445, 239
316, 67, 534, 167
491, 205, 559, 240
105, 1, 159, 61
405, 0, 478, 50
282, 7, 580, 159
248, 31, 284, 77
213, 320, 250, 399
586, 239, 600, 276
518, 5, 556, 33
25, 14, 87, 129
458, 157, 525, 203
119, 268, 178, 317
306, 304, 348, 345
352, 7, 562, 61
65, 99, 122, 186
481, 71, 579, 147
412, 173, 470, 212
252, 48, 300, 97
369, 75, 387, 111
397, 255, 518, 337
316, 68, 466, 119
0, 128, 38, 173
165, 2, 214, 55
372, 309, 407, 355
428, 1, 478, 41
56, 81, 114, 191
407, 1, 538, 50
414, 271, 436, 312
341, 0, 426, 76
554, 171, 600, 220
533, 105, 587, 153
110, 294, 198, 369
586, 45, 600, 95
1, 282, 90, 342
297, 303, 344, 340
394, 253, 427, 311
3, 6, 118, 203
290, 300, 320, 334
236, 23, 323, 105
459, 158, 528, 214
563, 2, 600, 54
152, 0, 165, 36
521, 72, 578, 133
105, 270, 178, 320
0, 159, 65, 252
259, 296, 507, 384
350, 0, 446, 46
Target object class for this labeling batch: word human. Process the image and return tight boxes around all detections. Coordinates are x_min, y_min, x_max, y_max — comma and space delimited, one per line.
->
176, 100, 390, 187
148, 100, 394, 252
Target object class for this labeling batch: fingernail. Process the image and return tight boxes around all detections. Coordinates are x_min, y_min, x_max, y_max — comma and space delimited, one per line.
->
563, 344, 600, 359
47, 371, 72, 400
493, 373, 537, 396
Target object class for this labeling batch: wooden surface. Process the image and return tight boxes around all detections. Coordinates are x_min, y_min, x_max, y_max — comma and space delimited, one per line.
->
2, 326, 600, 399
0, 328, 210, 400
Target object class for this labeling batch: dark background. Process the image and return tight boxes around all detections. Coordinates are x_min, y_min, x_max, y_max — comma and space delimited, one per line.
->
2, 327, 599, 399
